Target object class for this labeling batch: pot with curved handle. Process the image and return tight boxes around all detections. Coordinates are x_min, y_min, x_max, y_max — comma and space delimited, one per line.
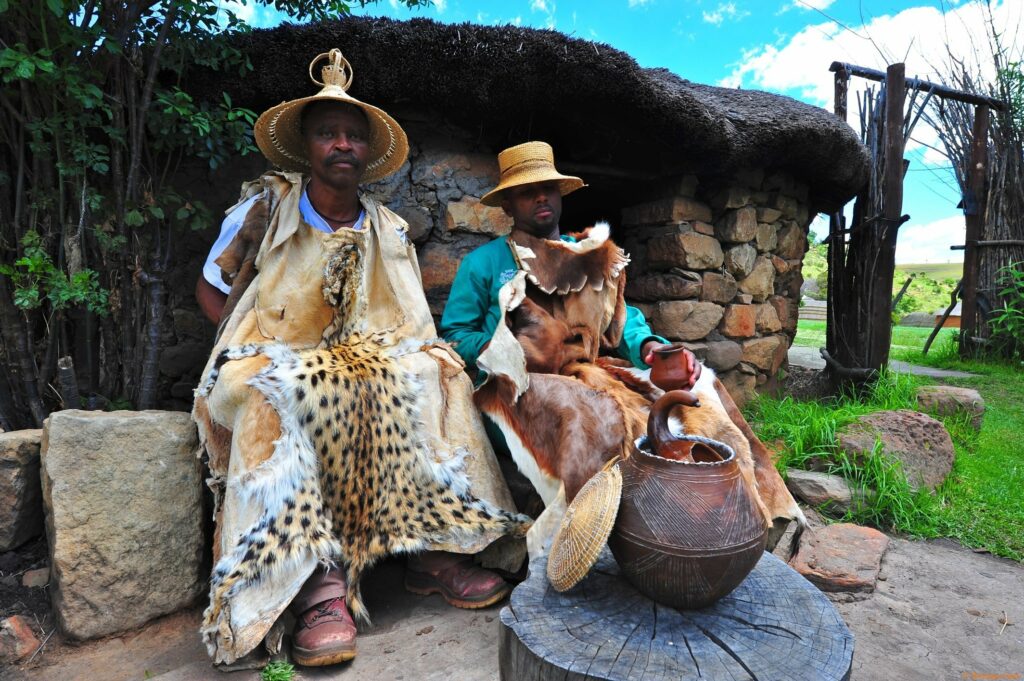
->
609, 390, 769, 609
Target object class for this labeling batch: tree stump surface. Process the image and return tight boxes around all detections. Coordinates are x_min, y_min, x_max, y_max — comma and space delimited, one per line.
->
499, 550, 853, 681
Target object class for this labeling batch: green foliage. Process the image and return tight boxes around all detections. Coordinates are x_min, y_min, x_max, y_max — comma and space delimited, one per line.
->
0, 231, 108, 315
987, 261, 1024, 360
260, 660, 296, 681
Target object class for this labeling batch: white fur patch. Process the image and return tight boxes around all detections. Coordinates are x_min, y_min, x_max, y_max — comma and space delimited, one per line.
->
485, 412, 562, 506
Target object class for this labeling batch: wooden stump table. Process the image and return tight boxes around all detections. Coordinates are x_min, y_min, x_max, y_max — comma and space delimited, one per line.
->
499, 550, 853, 680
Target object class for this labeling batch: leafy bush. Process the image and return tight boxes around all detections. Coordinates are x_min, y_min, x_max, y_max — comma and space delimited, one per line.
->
987, 261, 1024, 359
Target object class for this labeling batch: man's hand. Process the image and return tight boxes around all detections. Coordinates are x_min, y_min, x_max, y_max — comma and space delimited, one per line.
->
642, 340, 702, 390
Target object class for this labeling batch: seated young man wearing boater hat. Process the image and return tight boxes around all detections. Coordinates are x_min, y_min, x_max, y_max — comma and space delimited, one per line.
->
440, 142, 804, 548
193, 50, 529, 669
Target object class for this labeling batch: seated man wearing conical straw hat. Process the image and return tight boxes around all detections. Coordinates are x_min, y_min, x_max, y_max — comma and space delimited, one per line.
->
441, 142, 804, 553
193, 50, 529, 669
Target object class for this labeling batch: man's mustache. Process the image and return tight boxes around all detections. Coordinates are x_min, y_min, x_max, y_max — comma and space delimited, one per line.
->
324, 152, 359, 166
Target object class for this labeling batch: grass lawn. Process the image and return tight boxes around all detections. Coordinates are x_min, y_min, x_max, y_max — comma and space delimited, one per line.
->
895, 262, 963, 280
753, 320, 1024, 561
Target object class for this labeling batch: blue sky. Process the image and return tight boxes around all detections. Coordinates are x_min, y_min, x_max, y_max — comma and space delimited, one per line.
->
236, 0, 1024, 264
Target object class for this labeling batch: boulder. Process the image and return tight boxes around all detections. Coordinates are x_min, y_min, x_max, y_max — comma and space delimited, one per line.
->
770, 254, 790, 273
715, 206, 758, 243
718, 369, 757, 409
650, 301, 724, 341
724, 243, 757, 279
709, 186, 751, 211
772, 193, 800, 220
738, 256, 776, 302
769, 295, 800, 334
41, 410, 204, 641
789, 523, 889, 593
775, 221, 807, 260
0, 430, 44, 552
756, 303, 783, 333
624, 271, 702, 301
704, 340, 743, 372
741, 335, 788, 373
622, 197, 712, 226
444, 196, 513, 236
719, 304, 756, 338
0, 615, 40, 665
700, 271, 738, 304
915, 386, 985, 432
785, 469, 864, 515
755, 223, 778, 252
836, 410, 955, 490
647, 232, 724, 270
692, 220, 715, 236
756, 206, 783, 223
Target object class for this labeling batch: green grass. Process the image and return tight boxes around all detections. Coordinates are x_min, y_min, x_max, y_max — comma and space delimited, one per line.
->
791, 319, 959, 360
261, 661, 296, 681
755, 330, 1024, 561
895, 262, 963, 280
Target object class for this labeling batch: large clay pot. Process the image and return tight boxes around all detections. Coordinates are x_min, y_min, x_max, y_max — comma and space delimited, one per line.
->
608, 391, 768, 609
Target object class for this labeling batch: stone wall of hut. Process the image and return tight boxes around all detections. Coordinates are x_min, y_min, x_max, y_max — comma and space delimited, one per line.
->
160, 121, 811, 409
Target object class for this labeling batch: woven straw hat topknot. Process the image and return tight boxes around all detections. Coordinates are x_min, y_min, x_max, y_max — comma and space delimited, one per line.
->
480, 141, 585, 207
253, 49, 409, 184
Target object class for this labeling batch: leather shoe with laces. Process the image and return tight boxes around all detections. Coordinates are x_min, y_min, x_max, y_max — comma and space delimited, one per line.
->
291, 596, 357, 666
405, 553, 510, 609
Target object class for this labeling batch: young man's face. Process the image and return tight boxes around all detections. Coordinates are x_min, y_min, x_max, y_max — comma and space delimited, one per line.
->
302, 102, 371, 190
501, 180, 563, 238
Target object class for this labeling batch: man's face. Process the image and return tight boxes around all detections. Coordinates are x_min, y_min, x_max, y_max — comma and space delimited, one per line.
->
501, 180, 562, 238
302, 103, 371, 189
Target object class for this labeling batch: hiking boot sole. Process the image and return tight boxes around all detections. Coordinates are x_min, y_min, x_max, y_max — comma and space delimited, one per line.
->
292, 644, 357, 667
404, 574, 511, 609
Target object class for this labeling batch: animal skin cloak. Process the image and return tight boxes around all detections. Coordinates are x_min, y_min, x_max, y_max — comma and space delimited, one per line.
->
192, 172, 528, 665
472, 224, 804, 554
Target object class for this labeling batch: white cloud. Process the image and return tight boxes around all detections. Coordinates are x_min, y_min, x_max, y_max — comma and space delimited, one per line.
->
628, 0, 650, 7
531, 0, 548, 11
788, 0, 836, 11
531, 0, 557, 28
896, 215, 965, 264
702, 2, 751, 27
388, 0, 400, 8
432, 0, 446, 13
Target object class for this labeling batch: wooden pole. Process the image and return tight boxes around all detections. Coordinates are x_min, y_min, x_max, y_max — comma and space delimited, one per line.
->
828, 62, 1006, 110
960, 104, 990, 354
866, 63, 907, 372
825, 67, 849, 368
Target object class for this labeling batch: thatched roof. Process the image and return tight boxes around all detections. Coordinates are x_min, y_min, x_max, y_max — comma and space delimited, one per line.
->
192, 16, 868, 209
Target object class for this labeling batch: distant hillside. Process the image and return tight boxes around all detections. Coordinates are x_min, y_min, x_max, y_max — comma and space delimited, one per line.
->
895, 263, 963, 280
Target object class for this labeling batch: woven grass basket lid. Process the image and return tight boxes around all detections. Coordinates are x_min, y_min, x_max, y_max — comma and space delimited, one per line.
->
253, 49, 409, 183
546, 460, 623, 592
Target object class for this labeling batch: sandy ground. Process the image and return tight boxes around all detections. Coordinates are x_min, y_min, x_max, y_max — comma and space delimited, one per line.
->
5, 538, 1022, 681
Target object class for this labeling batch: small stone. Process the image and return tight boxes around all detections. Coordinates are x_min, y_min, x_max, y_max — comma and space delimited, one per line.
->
915, 386, 985, 432
756, 206, 783, 223
771, 255, 790, 273
647, 232, 724, 271
622, 197, 712, 226
837, 410, 955, 491
719, 304, 756, 338
0, 615, 41, 664
756, 304, 783, 333
738, 256, 776, 302
724, 243, 757, 279
625, 272, 702, 302
0, 430, 44, 552
715, 206, 758, 243
775, 221, 807, 260
692, 221, 715, 236
789, 523, 889, 593
704, 340, 742, 372
444, 196, 513, 236
755, 223, 778, 252
700, 271, 738, 304
710, 187, 752, 211
785, 470, 858, 514
21, 567, 49, 588
741, 335, 788, 373
734, 293, 754, 304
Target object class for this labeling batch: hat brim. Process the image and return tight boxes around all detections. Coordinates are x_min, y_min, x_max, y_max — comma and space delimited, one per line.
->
480, 173, 585, 207
254, 88, 409, 184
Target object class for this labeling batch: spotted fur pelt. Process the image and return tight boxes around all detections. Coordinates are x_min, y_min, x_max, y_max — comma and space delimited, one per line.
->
197, 334, 531, 634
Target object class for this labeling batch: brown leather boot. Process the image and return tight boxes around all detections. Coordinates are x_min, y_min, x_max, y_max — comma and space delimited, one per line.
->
405, 551, 510, 609
290, 568, 356, 666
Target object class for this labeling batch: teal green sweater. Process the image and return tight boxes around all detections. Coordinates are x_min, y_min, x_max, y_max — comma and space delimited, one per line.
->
439, 235, 666, 371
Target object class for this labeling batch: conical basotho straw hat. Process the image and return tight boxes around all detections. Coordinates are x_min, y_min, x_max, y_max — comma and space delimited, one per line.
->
546, 459, 622, 592
254, 49, 409, 184
480, 141, 585, 207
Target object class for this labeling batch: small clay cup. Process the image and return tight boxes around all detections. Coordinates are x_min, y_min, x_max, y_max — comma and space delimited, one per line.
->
648, 343, 693, 391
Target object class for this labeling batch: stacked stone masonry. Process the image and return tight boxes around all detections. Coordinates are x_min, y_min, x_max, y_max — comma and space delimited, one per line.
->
621, 171, 812, 405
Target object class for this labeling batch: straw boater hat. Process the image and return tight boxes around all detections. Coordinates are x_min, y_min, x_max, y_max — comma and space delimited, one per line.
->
253, 49, 409, 184
480, 141, 585, 207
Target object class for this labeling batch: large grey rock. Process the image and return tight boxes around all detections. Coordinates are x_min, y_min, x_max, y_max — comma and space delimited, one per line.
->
624, 271, 702, 301
837, 410, 955, 491
650, 301, 724, 341
715, 206, 758, 243
700, 271, 738, 304
785, 469, 863, 514
0, 430, 44, 551
41, 410, 203, 641
647, 232, 724, 270
724, 243, 757, 279
738, 256, 776, 302
916, 386, 985, 432
704, 340, 743, 372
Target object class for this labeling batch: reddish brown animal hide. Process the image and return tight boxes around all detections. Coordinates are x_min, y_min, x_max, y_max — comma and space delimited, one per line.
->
214, 195, 271, 326
510, 297, 591, 374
